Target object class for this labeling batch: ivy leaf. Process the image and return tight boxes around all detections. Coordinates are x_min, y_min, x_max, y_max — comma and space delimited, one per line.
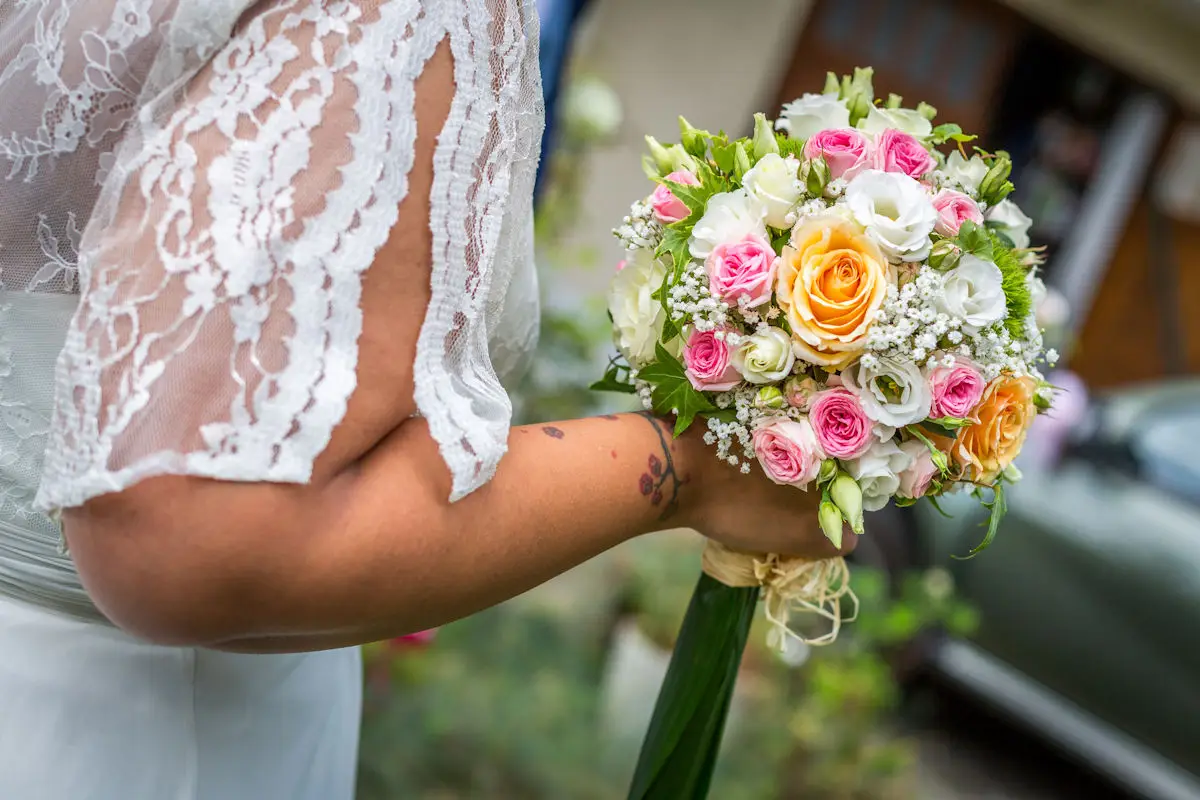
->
703, 408, 738, 424
650, 270, 681, 344
655, 226, 693, 281
954, 482, 1006, 559
638, 343, 717, 436
931, 123, 978, 145
591, 365, 637, 394
954, 220, 994, 261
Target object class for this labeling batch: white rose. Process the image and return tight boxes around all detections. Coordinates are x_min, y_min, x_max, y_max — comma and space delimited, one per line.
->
688, 189, 768, 260
733, 326, 795, 384
936, 254, 1007, 333
608, 249, 670, 366
847, 439, 915, 512
741, 153, 804, 229
775, 93, 850, 140
842, 356, 932, 428
986, 199, 1033, 249
1030, 277, 1070, 330
941, 151, 989, 195
845, 169, 938, 262
859, 105, 933, 139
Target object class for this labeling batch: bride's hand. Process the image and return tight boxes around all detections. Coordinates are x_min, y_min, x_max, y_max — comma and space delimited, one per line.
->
675, 422, 856, 560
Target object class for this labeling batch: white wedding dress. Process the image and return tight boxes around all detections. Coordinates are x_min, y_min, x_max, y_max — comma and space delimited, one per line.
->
0, 1, 543, 798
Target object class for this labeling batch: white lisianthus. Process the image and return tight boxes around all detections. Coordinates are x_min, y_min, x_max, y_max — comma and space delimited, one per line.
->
741, 153, 804, 229
688, 189, 768, 260
986, 199, 1033, 249
775, 93, 850, 140
847, 439, 915, 512
935, 254, 1007, 333
1029, 275, 1070, 330
733, 326, 795, 384
842, 356, 932, 428
859, 105, 933, 139
608, 249, 671, 366
845, 169, 938, 262
941, 151, 989, 195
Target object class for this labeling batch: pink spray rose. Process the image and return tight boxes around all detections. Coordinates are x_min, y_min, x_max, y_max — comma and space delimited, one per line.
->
871, 129, 936, 179
897, 440, 939, 499
705, 233, 777, 307
803, 128, 873, 180
927, 358, 986, 419
650, 169, 700, 224
932, 189, 984, 237
809, 388, 874, 459
753, 419, 825, 489
684, 328, 742, 392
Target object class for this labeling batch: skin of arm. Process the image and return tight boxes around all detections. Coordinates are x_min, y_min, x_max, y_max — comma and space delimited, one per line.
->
63, 39, 847, 652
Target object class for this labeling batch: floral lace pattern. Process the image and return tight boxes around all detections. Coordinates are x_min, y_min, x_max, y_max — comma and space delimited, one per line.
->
0, 0, 543, 518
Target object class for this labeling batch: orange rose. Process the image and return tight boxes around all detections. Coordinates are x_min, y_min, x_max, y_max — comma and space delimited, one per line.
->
949, 375, 1037, 484
776, 215, 892, 369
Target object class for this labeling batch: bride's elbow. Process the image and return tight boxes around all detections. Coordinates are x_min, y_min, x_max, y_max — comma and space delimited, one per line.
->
61, 478, 279, 647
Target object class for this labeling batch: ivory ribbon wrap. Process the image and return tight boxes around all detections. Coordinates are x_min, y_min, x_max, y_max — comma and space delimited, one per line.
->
701, 541, 858, 648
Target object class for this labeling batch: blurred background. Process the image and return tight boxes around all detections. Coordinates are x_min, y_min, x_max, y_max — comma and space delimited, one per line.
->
358, 0, 1200, 797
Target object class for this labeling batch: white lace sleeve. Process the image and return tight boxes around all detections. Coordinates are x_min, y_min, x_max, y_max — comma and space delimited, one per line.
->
34, 0, 544, 510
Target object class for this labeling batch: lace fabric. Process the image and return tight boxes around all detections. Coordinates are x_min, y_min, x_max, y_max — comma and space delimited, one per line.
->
0, 0, 543, 513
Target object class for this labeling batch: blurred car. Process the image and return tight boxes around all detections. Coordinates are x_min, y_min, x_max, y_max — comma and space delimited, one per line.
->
866, 378, 1200, 800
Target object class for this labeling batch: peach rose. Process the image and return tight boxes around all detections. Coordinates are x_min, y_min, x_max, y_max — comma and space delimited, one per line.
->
776, 215, 893, 369
948, 375, 1038, 484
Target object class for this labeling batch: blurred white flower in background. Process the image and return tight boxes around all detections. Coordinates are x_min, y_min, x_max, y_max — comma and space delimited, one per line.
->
562, 75, 623, 141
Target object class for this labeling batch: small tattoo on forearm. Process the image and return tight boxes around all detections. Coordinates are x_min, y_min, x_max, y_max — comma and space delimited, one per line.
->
542, 426, 565, 439
637, 412, 682, 521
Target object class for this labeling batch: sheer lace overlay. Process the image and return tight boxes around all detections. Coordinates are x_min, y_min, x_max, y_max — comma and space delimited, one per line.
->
0, 0, 543, 512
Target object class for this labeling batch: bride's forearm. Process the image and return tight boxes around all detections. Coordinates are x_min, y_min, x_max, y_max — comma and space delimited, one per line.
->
65, 413, 704, 650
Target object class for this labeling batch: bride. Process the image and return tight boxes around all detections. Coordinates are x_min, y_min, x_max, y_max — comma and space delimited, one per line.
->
0, 2, 849, 797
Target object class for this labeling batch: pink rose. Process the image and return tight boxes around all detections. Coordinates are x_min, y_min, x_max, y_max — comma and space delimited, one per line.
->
705, 233, 777, 308
897, 441, 938, 499
927, 358, 986, 419
932, 190, 984, 237
804, 128, 873, 180
684, 328, 741, 392
753, 419, 824, 488
784, 375, 821, 410
809, 388, 874, 459
650, 169, 700, 224
871, 129, 936, 179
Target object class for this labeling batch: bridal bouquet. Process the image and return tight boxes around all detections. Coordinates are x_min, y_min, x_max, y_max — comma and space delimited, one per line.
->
594, 68, 1057, 799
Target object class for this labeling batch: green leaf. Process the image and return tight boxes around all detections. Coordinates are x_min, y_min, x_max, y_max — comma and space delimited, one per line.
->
931, 123, 978, 145
954, 482, 1006, 559
591, 362, 637, 394
651, 270, 681, 344
626, 573, 759, 800
637, 343, 717, 436
925, 494, 954, 519
711, 141, 736, 174
953, 220, 994, 261
655, 226, 692, 280
770, 231, 791, 256
703, 408, 738, 424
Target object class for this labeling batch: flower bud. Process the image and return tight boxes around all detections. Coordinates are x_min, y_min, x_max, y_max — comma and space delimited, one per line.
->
1034, 385, 1054, 411
843, 67, 875, 126
678, 116, 708, 158
733, 140, 752, 181
818, 458, 838, 485
784, 375, 820, 410
886, 93, 903, 109
823, 71, 841, 96
645, 136, 674, 175
830, 473, 864, 535
752, 112, 780, 160
818, 499, 845, 549
979, 154, 1014, 204
754, 385, 787, 410
801, 156, 831, 198
917, 101, 938, 121
928, 239, 962, 271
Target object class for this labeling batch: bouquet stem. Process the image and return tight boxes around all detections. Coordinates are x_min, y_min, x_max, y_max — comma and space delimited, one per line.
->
626, 573, 759, 800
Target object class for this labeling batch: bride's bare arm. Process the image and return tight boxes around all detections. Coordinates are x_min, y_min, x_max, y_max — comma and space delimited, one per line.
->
63, 41, 849, 651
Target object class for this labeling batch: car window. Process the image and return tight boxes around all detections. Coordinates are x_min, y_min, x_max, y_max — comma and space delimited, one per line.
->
1133, 405, 1200, 506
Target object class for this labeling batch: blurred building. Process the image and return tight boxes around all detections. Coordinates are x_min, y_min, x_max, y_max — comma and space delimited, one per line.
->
566, 0, 1200, 388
